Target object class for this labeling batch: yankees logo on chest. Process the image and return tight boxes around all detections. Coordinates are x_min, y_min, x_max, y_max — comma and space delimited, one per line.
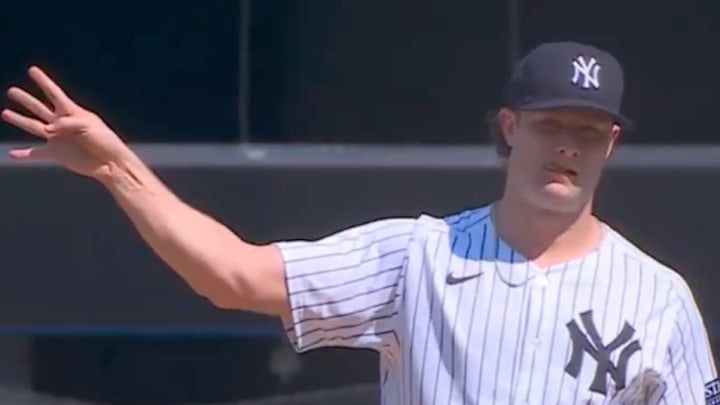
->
556, 306, 673, 405
565, 310, 642, 396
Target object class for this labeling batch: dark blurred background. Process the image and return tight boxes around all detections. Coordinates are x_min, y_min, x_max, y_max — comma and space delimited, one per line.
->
2, 0, 716, 146
0, 0, 718, 404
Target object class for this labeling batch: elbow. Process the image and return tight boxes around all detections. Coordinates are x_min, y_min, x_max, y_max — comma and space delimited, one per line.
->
186, 251, 258, 310
207, 295, 244, 310
201, 276, 252, 310
192, 244, 288, 316
203, 288, 239, 309
203, 271, 288, 317
204, 285, 278, 315
181, 262, 250, 310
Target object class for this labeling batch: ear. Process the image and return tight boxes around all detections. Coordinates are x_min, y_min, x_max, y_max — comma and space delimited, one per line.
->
605, 124, 622, 158
497, 108, 518, 148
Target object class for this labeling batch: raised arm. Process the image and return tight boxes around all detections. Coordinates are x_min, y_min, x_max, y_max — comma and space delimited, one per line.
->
100, 151, 417, 349
1, 67, 292, 317
98, 152, 292, 316
2, 67, 416, 348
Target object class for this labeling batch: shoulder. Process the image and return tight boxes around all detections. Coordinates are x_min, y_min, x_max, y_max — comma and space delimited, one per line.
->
275, 206, 492, 257
605, 225, 699, 310
397, 206, 494, 263
413, 205, 493, 237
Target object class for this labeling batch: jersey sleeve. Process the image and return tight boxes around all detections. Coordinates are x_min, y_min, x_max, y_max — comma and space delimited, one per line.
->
662, 279, 718, 404
275, 218, 416, 353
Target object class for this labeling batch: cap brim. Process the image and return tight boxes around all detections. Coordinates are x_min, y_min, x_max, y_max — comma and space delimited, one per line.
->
518, 98, 633, 130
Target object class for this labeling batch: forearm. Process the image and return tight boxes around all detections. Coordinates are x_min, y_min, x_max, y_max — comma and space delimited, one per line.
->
96, 154, 284, 314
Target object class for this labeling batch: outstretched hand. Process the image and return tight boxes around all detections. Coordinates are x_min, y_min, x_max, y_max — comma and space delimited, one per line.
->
2, 66, 130, 179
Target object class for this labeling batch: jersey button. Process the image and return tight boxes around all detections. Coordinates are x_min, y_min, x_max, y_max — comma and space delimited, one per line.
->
534, 275, 549, 287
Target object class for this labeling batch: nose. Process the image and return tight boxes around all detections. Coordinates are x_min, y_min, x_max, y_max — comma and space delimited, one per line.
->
556, 145, 580, 157
555, 134, 580, 157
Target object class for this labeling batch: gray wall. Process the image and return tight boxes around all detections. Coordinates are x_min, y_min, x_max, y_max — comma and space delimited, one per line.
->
0, 145, 718, 403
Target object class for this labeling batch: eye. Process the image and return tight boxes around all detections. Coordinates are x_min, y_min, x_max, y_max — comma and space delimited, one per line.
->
575, 127, 606, 142
535, 120, 562, 134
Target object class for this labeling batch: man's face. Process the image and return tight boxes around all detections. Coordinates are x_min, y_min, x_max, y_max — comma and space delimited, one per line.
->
499, 107, 620, 213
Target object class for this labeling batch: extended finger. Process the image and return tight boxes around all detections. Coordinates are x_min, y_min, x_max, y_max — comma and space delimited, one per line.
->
46, 115, 89, 134
9, 145, 50, 161
1, 109, 50, 138
27, 66, 76, 115
7, 87, 55, 122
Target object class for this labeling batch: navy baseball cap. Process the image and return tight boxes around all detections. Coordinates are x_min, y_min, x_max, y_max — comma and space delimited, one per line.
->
502, 41, 632, 129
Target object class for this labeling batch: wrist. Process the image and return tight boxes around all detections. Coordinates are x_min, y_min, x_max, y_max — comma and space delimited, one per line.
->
96, 161, 139, 191
95, 152, 148, 192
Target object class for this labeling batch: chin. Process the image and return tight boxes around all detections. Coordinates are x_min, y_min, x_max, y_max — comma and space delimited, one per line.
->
542, 182, 580, 198
527, 184, 584, 213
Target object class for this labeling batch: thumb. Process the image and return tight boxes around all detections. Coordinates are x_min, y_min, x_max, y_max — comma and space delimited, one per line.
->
45, 116, 89, 134
9, 145, 51, 161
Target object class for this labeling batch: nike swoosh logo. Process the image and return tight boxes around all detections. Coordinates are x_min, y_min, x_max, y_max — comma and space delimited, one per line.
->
446, 272, 483, 285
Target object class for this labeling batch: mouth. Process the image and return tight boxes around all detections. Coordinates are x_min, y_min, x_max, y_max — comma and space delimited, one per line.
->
543, 162, 578, 179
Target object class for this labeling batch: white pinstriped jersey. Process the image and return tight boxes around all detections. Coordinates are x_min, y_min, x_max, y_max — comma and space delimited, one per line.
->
277, 204, 717, 404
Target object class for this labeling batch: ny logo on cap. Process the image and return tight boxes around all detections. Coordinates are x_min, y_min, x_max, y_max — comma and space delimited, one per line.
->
571, 55, 601, 90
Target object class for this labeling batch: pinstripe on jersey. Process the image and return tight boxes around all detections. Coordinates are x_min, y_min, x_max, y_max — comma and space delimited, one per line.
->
277, 204, 717, 404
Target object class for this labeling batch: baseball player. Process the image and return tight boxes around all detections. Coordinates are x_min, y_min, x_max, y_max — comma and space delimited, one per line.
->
2, 41, 717, 404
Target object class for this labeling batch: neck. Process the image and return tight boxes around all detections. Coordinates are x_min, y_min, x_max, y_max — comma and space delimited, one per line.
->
492, 194, 602, 267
